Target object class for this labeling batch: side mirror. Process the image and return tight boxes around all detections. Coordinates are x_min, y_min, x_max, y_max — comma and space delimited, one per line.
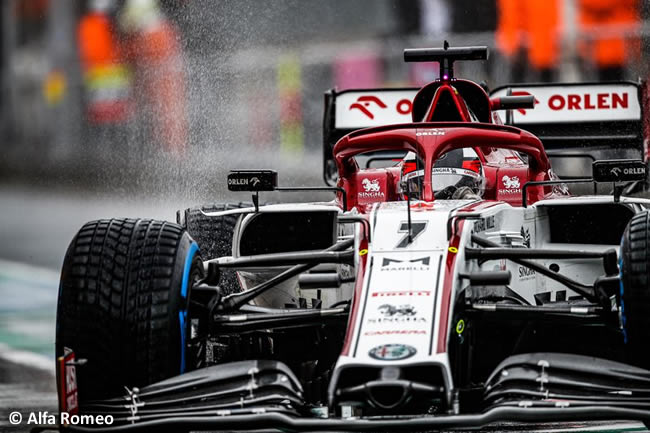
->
227, 170, 278, 192
490, 95, 535, 111
592, 160, 647, 183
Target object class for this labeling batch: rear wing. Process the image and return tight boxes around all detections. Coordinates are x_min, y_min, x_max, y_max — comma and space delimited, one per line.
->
323, 88, 418, 185
490, 82, 645, 154
322, 82, 647, 185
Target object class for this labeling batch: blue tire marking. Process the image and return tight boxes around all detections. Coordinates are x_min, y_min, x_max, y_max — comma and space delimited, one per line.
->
179, 311, 187, 373
181, 242, 199, 299
179, 242, 199, 374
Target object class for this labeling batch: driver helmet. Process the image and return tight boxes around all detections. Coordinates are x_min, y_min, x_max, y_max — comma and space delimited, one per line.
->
400, 148, 485, 200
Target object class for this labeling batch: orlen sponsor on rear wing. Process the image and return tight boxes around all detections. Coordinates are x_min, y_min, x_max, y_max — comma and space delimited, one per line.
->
490, 81, 645, 160
490, 82, 641, 125
323, 88, 418, 185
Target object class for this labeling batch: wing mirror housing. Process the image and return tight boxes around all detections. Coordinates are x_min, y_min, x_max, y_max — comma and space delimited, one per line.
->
592, 160, 647, 183
227, 170, 278, 192
490, 95, 535, 111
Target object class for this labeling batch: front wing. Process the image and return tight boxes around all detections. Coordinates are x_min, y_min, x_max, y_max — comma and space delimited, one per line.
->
47, 353, 650, 432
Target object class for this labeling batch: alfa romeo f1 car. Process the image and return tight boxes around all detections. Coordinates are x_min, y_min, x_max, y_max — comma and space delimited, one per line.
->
54, 45, 650, 432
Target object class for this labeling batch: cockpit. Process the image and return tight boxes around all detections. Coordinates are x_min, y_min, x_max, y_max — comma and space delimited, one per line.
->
399, 148, 485, 200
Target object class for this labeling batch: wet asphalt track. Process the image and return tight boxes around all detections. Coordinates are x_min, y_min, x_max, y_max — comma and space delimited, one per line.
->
0, 184, 648, 433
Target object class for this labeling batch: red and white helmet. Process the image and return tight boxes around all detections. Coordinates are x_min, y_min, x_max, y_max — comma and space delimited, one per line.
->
399, 148, 484, 200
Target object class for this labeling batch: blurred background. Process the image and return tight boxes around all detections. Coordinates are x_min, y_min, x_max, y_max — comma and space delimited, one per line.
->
0, 1, 648, 425
0, 0, 648, 358
0, 0, 648, 195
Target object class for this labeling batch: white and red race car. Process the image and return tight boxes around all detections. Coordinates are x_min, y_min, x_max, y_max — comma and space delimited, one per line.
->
54, 46, 650, 432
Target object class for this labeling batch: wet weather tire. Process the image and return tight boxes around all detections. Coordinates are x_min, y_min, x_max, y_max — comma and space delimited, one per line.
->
56, 218, 200, 403
179, 202, 249, 294
620, 210, 650, 368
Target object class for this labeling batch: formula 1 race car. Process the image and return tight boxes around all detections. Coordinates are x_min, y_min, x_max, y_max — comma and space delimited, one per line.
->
54, 45, 650, 432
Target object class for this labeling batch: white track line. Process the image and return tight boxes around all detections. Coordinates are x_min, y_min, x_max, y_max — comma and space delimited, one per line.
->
0, 258, 60, 284
0, 342, 53, 373
0, 259, 57, 373
537, 423, 646, 432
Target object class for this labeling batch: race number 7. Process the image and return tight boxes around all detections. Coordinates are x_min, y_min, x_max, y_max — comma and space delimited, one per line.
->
396, 221, 427, 248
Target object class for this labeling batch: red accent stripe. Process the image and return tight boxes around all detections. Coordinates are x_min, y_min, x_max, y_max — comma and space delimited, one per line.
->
436, 220, 463, 353
462, 159, 481, 173
436, 200, 500, 353
459, 200, 501, 212
340, 236, 369, 356
402, 161, 417, 175
57, 355, 67, 413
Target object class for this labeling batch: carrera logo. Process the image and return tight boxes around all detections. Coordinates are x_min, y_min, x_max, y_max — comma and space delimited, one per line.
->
372, 290, 431, 297
381, 257, 430, 271
348, 95, 413, 119
548, 92, 628, 111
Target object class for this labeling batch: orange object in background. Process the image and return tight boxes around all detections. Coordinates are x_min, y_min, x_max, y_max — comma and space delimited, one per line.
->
78, 11, 118, 66
120, 0, 187, 156
496, 0, 559, 80
77, 1, 132, 124
525, 0, 559, 71
496, 0, 525, 59
578, 0, 640, 77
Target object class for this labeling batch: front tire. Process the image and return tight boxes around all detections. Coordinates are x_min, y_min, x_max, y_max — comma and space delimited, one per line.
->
620, 210, 650, 368
56, 218, 200, 403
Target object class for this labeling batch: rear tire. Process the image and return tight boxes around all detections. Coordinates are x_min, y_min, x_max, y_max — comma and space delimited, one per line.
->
179, 202, 250, 294
56, 218, 200, 403
620, 210, 650, 368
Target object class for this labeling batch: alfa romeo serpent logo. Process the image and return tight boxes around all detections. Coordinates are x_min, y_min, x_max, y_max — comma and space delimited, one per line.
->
368, 344, 417, 361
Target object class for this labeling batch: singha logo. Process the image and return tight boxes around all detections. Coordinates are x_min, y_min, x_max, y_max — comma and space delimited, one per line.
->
501, 175, 521, 190
362, 178, 380, 192
378, 304, 417, 317
359, 178, 385, 200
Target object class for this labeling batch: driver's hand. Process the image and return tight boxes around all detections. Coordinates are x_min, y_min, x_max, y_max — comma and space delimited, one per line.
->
434, 185, 457, 200
452, 186, 481, 200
